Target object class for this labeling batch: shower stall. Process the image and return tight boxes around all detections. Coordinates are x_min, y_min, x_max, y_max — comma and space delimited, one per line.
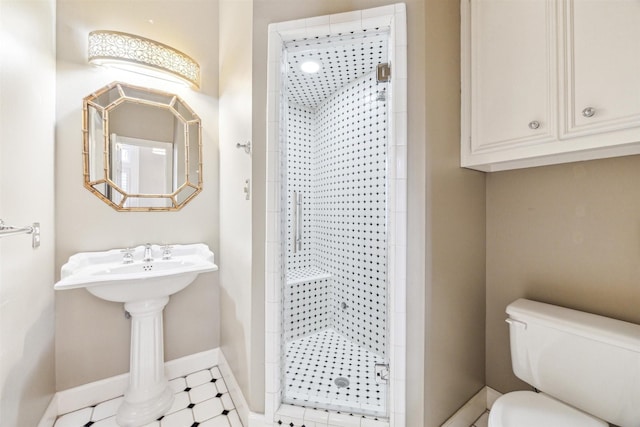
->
265, 5, 407, 425
282, 30, 390, 417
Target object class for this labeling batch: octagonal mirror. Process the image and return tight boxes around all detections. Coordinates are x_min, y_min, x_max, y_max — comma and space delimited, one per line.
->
83, 82, 202, 211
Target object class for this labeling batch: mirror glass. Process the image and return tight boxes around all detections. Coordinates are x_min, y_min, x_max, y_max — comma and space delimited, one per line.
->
83, 82, 202, 211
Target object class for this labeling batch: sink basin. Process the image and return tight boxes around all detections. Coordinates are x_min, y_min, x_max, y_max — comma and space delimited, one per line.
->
54, 243, 218, 427
54, 243, 218, 302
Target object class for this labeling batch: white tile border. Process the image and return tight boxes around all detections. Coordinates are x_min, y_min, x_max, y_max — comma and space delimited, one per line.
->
38, 348, 266, 427
265, 3, 407, 426
273, 404, 390, 427
440, 387, 502, 427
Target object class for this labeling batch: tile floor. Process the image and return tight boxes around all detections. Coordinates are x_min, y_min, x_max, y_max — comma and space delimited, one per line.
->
284, 328, 387, 417
53, 366, 243, 427
471, 411, 489, 427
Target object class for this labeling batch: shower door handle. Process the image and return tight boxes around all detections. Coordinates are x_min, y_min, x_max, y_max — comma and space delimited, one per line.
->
293, 192, 302, 252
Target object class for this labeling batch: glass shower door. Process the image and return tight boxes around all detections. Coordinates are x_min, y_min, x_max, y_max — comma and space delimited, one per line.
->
280, 30, 391, 418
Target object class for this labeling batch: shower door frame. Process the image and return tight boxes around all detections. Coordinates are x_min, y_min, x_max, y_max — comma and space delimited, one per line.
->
264, 4, 407, 426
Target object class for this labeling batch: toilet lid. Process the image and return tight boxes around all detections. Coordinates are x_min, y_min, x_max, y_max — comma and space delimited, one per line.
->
488, 391, 608, 427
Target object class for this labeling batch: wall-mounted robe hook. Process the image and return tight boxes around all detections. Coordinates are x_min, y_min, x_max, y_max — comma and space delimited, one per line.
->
236, 141, 252, 154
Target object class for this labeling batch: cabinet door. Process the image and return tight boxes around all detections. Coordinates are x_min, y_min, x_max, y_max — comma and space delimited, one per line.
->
564, 0, 640, 136
469, 0, 557, 153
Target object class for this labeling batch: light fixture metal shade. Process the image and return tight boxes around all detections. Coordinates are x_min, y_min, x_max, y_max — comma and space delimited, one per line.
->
88, 30, 200, 89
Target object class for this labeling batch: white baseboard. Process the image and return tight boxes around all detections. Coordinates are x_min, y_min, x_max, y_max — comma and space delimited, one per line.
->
214, 352, 267, 427
248, 411, 267, 427
486, 387, 501, 409
216, 349, 251, 426
39, 348, 227, 426
441, 386, 502, 427
37, 394, 59, 427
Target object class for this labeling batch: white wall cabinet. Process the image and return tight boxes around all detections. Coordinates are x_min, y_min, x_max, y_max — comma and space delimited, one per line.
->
462, 0, 640, 172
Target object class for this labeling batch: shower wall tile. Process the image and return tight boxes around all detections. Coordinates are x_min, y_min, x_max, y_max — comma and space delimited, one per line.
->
305, 25, 333, 40
286, 104, 314, 269
265, 362, 281, 395
314, 71, 388, 357
392, 79, 407, 113
304, 408, 329, 424
284, 70, 388, 357
329, 9, 362, 24
361, 419, 390, 427
328, 411, 362, 427
304, 15, 330, 27
300, 15, 334, 42
266, 301, 281, 333
393, 112, 407, 146
283, 277, 330, 340
394, 48, 408, 79
394, 10, 407, 46
362, 4, 395, 20
395, 145, 407, 179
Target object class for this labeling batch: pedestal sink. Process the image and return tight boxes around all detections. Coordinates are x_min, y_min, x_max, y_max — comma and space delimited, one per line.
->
54, 243, 218, 427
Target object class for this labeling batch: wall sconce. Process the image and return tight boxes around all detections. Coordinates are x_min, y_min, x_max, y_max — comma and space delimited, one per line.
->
88, 30, 200, 89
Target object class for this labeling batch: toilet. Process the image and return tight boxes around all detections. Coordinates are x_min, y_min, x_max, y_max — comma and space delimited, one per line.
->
489, 298, 640, 427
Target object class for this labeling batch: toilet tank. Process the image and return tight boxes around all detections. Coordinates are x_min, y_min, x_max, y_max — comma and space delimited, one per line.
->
506, 298, 640, 427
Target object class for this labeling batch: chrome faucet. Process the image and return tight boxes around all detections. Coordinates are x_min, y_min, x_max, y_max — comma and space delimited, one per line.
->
121, 248, 134, 264
143, 243, 154, 262
161, 244, 173, 260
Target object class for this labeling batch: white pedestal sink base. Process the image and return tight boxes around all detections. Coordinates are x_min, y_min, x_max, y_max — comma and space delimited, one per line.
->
116, 386, 173, 427
54, 244, 218, 426
116, 297, 174, 427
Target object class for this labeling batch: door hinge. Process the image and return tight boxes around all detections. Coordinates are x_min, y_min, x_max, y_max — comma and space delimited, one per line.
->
377, 63, 391, 83
374, 363, 390, 384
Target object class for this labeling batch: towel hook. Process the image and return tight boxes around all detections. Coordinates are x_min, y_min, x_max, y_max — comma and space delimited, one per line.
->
236, 141, 251, 155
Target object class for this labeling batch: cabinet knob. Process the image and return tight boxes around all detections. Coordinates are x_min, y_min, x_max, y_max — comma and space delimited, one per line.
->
582, 107, 596, 118
528, 120, 541, 130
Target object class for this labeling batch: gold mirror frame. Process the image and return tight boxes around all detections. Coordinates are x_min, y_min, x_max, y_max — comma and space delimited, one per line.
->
82, 82, 202, 211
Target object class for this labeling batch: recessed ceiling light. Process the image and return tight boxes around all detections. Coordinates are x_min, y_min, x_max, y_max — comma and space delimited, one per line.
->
300, 59, 322, 74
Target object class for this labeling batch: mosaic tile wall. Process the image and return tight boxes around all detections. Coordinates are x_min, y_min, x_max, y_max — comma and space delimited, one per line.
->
313, 71, 388, 358
286, 104, 314, 270
284, 275, 331, 341
284, 69, 388, 357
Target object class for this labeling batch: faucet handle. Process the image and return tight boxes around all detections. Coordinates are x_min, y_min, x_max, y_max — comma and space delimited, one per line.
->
161, 244, 173, 260
121, 248, 134, 264
142, 243, 154, 262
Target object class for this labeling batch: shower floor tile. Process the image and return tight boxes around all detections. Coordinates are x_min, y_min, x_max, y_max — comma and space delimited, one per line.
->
284, 328, 387, 416
53, 366, 243, 427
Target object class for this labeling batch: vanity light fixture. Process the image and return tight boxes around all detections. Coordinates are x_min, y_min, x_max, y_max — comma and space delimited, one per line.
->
88, 30, 200, 89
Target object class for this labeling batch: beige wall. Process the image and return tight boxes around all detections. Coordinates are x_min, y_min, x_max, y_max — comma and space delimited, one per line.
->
424, 0, 487, 425
55, 0, 220, 390
0, 0, 57, 425
486, 155, 640, 392
218, 0, 257, 413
